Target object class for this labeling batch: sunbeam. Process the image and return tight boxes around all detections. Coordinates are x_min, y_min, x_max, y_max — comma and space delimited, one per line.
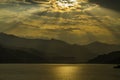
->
0, 0, 120, 45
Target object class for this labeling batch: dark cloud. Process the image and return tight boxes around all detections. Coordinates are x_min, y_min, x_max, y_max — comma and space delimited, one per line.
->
89, 0, 120, 12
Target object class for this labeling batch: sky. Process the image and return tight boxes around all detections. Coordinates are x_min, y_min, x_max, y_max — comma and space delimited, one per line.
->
0, 0, 120, 45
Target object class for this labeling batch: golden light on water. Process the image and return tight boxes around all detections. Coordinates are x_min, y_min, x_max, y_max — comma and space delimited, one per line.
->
54, 66, 79, 80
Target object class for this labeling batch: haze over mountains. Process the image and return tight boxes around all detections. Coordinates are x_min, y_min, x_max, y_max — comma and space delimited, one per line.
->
0, 33, 120, 63
0, 0, 120, 63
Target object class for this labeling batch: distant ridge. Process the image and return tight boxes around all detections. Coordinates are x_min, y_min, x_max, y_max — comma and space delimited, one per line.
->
88, 51, 120, 64
0, 32, 120, 63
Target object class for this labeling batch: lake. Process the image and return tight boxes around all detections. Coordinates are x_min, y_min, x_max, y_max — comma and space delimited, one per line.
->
0, 64, 120, 80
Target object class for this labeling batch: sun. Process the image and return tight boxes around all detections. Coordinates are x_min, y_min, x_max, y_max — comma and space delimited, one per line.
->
49, 0, 79, 11
56, 0, 78, 8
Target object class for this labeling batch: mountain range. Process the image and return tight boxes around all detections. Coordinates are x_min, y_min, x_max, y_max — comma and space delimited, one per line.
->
0, 33, 120, 63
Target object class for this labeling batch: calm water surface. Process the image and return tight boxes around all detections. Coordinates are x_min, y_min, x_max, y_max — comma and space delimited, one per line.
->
0, 64, 120, 80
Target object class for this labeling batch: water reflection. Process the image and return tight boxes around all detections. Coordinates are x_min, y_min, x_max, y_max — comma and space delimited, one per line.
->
53, 65, 79, 80
0, 64, 120, 80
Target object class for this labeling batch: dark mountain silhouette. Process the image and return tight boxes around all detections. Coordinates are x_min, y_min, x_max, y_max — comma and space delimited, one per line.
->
88, 51, 120, 64
0, 44, 47, 63
0, 32, 120, 63
89, 0, 120, 11
0, 44, 78, 63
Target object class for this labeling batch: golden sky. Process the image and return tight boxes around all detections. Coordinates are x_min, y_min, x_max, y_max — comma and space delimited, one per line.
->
0, 0, 120, 45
